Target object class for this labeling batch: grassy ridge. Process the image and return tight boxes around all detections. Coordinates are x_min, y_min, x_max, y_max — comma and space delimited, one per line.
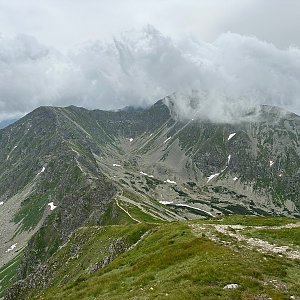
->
195, 215, 299, 226
24, 223, 153, 299
246, 226, 300, 246
30, 217, 300, 300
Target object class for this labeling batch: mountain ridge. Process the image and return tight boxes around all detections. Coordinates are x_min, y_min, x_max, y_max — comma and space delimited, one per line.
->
1, 97, 300, 298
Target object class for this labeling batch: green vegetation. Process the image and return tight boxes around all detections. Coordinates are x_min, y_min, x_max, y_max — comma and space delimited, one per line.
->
14, 194, 49, 233
30, 220, 300, 300
246, 226, 300, 246
145, 176, 163, 189
100, 200, 136, 226
196, 215, 299, 226
0, 252, 23, 298
118, 200, 163, 223
24, 223, 153, 299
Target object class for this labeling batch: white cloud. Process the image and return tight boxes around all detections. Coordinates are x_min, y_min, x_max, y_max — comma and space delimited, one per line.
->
0, 27, 300, 122
1, 0, 299, 50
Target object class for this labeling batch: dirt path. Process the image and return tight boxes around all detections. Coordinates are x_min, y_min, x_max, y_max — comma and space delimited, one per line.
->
115, 199, 141, 223
190, 222, 300, 260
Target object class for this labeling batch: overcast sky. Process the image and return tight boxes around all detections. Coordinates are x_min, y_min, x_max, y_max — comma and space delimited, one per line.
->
0, 0, 300, 121
1, 0, 300, 50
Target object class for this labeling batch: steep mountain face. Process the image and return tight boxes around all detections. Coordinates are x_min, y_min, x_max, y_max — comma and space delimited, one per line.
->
0, 107, 118, 294
1, 98, 300, 298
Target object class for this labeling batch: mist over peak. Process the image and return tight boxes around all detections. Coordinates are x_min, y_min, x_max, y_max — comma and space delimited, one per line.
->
0, 26, 300, 122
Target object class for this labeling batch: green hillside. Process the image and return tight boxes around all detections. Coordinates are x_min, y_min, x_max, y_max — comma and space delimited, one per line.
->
4, 214, 300, 300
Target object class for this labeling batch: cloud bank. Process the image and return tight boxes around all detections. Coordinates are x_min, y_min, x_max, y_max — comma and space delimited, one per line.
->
0, 26, 300, 122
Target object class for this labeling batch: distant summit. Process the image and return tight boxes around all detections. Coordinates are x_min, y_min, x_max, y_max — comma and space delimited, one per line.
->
118, 105, 145, 112
0, 118, 17, 129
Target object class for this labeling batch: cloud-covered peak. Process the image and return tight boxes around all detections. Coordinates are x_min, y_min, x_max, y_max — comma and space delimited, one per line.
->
0, 26, 300, 122
0, 34, 51, 63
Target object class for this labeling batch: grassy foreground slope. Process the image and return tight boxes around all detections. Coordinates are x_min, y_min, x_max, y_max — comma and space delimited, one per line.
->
24, 216, 300, 300
0, 253, 23, 298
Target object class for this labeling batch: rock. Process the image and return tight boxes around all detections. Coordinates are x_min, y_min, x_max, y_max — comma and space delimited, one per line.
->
223, 283, 239, 289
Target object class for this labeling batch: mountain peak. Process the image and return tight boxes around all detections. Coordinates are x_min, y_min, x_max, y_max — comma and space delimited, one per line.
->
1, 99, 300, 298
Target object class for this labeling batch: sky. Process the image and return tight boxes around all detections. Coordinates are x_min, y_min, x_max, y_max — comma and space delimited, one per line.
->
0, 0, 300, 121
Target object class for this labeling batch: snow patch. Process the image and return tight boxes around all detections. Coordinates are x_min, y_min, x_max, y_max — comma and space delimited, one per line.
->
0, 201, 4, 206
227, 155, 231, 164
140, 171, 148, 176
48, 202, 57, 211
228, 133, 236, 141
5, 243, 17, 253
164, 179, 177, 184
140, 171, 154, 178
163, 136, 171, 143
37, 166, 46, 175
207, 173, 220, 183
269, 160, 274, 167
159, 201, 173, 205
112, 163, 121, 167
233, 177, 238, 181
6, 145, 18, 160
129, 138, 133, 142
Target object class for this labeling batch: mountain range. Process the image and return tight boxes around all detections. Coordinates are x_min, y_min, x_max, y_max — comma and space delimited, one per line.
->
0, 97, 300, 299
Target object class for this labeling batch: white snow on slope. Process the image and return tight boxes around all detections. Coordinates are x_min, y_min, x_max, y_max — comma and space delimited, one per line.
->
207, 173, 220, 183
48, 202, 57, 211
233, 177, 238, 181
140, 171, 154, 178
0, 201, 4, 206
129, 138, 133, 142
6, 145, 18, 160
227, 155, 231, 164
5, 243, 17, 253
164, 179, 177, 184
163, 137, 171, 143
269, 160, 274, 167
159, 201, 173, 205
37, 166, 46, 175
228, 133, 236, 141
112, 163, 121, 167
